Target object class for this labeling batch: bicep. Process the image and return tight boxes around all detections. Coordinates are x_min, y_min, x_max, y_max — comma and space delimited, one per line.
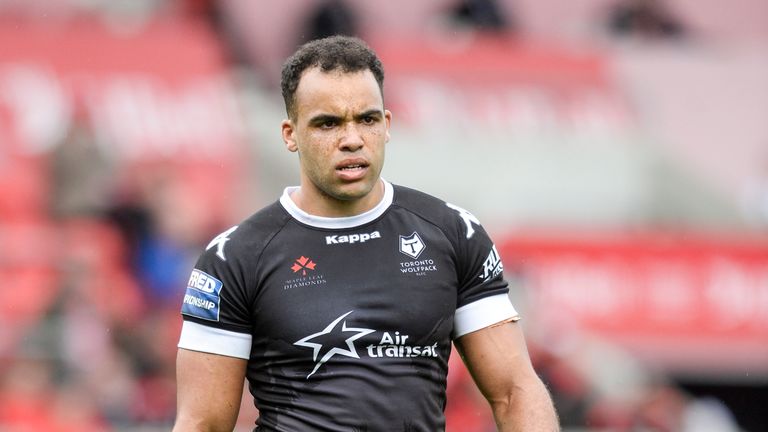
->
454, 321, 539, 401
174, 348, 247, 431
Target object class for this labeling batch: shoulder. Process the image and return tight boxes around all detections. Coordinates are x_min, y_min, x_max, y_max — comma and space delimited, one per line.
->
202, 201, 291, 263
391, 183, 490, 247
392, 184, 445, 210
391, 184, 475, 230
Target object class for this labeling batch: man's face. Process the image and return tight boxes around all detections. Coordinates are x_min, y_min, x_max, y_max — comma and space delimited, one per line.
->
282, 67, 391, 212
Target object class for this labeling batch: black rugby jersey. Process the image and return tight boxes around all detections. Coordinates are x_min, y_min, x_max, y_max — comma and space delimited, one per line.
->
178, 180, 519, 432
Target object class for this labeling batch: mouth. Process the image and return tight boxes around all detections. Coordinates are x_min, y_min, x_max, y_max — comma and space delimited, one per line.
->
336, 159, 369, 171
335, 159, 370, 180
338, 164, 366, 171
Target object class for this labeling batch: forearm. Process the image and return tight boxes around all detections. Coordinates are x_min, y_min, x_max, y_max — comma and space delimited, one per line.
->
490, 377, 559, 432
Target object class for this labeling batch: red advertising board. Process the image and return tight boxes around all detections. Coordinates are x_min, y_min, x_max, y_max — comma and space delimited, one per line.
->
0, 18, 247, 222
498, 232, 768, 376
372, 36, 631, 134
0, 18, 245, 158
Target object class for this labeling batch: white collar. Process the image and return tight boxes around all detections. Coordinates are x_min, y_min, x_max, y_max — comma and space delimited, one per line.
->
279, 179, 393, 229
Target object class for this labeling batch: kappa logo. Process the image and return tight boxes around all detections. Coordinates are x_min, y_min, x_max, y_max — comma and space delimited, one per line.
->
399, 232, 426, 259
446, 203, 480, 239
207, 226, 238, 261
291, 256, 317, 276
326, 230, 381, 245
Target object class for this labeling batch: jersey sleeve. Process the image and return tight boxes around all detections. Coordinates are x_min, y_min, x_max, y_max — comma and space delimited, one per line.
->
446, 203, 520, 339
177, 225, 254, 359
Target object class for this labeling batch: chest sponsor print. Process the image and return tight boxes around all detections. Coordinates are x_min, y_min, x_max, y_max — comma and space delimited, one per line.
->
293, 311, 441, 379
284, 255, 327, 290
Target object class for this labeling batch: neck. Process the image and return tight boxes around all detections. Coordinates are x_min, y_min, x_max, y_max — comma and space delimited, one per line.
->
290, 180, 384, 218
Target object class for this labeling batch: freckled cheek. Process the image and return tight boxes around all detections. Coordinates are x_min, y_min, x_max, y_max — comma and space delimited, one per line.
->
306, 131, 342, 149
300, 144, 336, 174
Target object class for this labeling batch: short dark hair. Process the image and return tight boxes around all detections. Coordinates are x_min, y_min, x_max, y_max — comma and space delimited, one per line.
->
280, 35, 385, 119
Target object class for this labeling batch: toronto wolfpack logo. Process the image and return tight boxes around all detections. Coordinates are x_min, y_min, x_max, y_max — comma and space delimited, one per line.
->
294, 311, 375, 378
399, 232, 425, 259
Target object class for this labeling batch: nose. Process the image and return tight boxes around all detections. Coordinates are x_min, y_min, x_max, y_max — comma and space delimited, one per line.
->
339, 122, 364, 152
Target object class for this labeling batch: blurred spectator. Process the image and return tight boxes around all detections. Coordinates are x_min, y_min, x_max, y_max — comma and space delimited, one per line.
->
4, 216, 180, 428
49, 118, 113, 219
0, 353, 108, 431
606, 0, 686, 40
107, 166, 209, 307
447, 0, 514, 33
177, 0, 252, 67
628, 381, 741, 432
530, 343, 592, 427
301, 0, 359, 43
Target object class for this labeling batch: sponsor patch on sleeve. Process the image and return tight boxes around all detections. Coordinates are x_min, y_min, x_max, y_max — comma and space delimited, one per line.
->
181, 269, 223, 321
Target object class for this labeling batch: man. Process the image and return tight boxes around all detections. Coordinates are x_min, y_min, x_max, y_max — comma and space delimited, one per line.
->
173, 36, 559, 431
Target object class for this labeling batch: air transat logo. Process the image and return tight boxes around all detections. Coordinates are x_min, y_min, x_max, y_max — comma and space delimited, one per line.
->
291, 256, 317, 276
294, 311, 375, 378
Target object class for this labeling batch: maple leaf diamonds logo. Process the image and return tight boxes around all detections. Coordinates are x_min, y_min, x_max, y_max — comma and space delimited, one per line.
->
294, 311, 375, 379
291, 256, 317, 276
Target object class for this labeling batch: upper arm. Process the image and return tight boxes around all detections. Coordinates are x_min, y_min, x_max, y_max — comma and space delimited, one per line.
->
455, 321, 559, 431
456, 322, 560, 432
173, 348, 248, 432
454, 320, 540, 404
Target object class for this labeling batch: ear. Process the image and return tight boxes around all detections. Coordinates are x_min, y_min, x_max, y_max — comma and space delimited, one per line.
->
281, 119, 298, 152
384, 109, 393, 143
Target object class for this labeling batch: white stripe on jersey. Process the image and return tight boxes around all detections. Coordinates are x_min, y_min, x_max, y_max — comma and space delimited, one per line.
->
452, 294, 519, 339
280, 179, 394, 229
178, 321, 252, 359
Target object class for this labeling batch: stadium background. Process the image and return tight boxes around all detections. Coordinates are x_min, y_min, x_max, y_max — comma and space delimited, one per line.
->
0, 0, 767, 430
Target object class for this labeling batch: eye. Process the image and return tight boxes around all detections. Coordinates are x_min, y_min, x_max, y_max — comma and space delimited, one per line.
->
361, 116, 376, 125
320, 119, 337, 129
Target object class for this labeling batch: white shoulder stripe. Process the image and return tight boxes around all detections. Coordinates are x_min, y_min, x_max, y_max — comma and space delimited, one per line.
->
178, 320, 252, 359
453, 294, 519, 339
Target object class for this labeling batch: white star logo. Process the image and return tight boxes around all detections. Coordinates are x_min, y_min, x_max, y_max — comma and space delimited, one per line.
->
294, 311, 375, 378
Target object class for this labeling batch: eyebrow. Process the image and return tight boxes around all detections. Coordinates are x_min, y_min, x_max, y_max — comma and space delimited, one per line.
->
353, 109, 384, 121
308, 114, 341, 126
307, 109, 383, 126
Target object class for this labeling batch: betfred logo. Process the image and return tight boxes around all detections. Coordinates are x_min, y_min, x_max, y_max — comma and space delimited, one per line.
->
187, 269, 223, 294
326, 230, 381, 245
183, 269, 223, 321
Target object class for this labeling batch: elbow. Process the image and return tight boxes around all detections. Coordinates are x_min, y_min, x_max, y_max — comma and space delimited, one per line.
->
173, 416, 236, 432
488, 380, 560, 431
